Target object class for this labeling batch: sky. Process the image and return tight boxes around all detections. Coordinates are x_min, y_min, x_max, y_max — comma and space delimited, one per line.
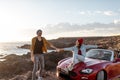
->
0, 0, 120, 42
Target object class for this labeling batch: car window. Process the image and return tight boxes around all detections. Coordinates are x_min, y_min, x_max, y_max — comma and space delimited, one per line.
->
86, 49, 112, 61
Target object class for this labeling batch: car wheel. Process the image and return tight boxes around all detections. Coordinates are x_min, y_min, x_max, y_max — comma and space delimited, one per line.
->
97, 70, 106, 80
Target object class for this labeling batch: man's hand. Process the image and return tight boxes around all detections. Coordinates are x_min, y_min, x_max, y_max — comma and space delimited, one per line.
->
56, 48, 64, 52
31, 56, 34, 62
56, 48, 60, 52
31, 51, 34, 62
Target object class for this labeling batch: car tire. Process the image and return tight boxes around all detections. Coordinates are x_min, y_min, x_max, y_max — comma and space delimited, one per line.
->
97, 70, 106, 80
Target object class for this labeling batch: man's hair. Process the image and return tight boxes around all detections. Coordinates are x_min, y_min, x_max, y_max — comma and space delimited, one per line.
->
36, 29, 42, 34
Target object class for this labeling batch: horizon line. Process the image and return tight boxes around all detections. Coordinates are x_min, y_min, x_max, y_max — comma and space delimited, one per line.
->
0, 34, 119, 43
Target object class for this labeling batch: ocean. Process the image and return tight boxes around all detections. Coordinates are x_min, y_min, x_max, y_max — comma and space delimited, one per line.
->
0, 41, 55, 60
0, 42, 30, 58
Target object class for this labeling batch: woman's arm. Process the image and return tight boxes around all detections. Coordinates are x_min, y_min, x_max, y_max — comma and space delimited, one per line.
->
63, 47, 74, 51
85, 45, 98, 49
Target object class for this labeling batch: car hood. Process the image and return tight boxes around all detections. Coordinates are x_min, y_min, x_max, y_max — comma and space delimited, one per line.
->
58, 58, 73, 69
84, 57, 107, 66
58, 57, 107, 69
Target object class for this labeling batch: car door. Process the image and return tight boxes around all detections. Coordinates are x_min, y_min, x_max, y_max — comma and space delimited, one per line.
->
107, 60, 120, 79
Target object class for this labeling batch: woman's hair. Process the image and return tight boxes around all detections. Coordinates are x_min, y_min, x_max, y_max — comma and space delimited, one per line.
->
77, 38, 83, 49
77, 44, 81, 49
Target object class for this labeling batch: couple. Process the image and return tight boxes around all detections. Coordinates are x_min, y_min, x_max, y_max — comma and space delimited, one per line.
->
30, 29, 98, 80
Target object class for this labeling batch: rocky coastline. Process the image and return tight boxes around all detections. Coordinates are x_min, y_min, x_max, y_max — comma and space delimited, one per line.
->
1, 35, 120, 80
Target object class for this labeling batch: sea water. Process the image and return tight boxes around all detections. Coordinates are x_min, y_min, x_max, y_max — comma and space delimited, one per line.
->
0, 42, 30, 58
0, 41, 54, 59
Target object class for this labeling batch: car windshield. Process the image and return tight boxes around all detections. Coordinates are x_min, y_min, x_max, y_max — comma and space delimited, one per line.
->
86, 49, 112, 61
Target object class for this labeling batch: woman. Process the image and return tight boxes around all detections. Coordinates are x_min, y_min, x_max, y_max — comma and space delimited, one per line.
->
59, 38, 98, 71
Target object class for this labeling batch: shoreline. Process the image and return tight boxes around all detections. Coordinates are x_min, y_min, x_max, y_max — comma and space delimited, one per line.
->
0, 35, 120, 79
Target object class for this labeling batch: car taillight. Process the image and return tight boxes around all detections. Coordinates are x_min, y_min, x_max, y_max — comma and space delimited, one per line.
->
69, 71, 77, 77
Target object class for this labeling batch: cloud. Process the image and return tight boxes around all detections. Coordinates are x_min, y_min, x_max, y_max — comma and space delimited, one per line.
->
78, 10, 118, 16
78, 11, 86, 15
78, 11, 94, 15
42, 22, 120, 37
103, 11, 115, 16
19, 22, 120, 40
114, 19, 120, 24
95, 10, 116, 16
95, 11, 102, 14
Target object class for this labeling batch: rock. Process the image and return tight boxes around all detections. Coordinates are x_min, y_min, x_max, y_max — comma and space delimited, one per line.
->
0, 54, 33, 79
10, 70, 59, 80
10, 71, 32, 80
1, 35, 120, 79
44, 51, 72, 70
18, 36, 120, 50
0, 51, 72, 79
0, 55, 4, 56
17, 44, 30, 49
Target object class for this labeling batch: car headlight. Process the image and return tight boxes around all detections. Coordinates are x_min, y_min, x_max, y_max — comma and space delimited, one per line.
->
80, 68, 93, 74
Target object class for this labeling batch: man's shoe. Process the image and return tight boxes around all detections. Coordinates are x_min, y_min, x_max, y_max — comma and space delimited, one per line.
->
36, 71, 40, 77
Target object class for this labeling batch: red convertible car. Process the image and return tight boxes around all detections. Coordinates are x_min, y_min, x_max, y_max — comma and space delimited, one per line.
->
56, 49, 120, 80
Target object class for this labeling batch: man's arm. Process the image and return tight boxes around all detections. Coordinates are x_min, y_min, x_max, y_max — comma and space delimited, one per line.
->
43, 37, 58, 50
31, 51, 34, 62
50, 44, 58, 49
30, 38, 34, 62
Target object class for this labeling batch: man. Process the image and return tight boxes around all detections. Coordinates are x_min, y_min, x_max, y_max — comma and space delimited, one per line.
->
30, 29, 58, 80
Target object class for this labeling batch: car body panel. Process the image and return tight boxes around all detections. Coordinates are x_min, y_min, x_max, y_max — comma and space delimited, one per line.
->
57, 49, 120, 80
